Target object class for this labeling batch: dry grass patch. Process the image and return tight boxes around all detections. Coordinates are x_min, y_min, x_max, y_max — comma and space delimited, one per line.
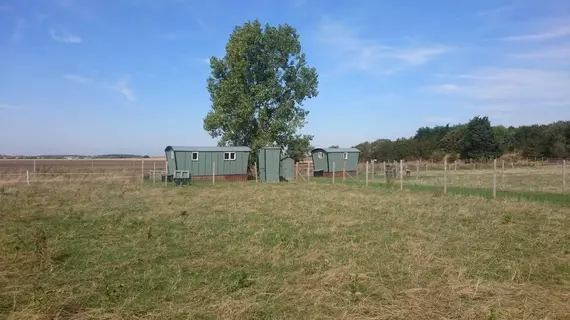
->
1, 182, 569, 319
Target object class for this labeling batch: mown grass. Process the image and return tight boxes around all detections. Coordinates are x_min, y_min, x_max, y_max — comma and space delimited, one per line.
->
1, 182, 569, 319
320, 178, 570, 206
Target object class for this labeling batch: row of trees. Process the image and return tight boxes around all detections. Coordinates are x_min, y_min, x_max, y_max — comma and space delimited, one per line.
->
355, 117, 570, 162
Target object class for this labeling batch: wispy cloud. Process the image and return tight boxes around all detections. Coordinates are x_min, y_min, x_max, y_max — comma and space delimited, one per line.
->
64, 74, 136, 102
11, 18, 25, 43
499, 16, 570, 41
501, 26, 570, 41
0, 104, 19, 110
318, 17, 452, 75
114, 77, 136, 102
431, 68, 570, 113
512, 43, 570, 64
476, 5, 514, 18
49, 28, 82, 43
64, 74, 92, 83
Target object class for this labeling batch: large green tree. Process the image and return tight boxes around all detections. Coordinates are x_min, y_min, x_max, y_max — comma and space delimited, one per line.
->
286, 135, 313, 162
460, 116, 500, 160
204, 20, 319, 153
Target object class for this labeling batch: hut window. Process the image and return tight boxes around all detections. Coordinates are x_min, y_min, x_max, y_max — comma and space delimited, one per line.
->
170, 151, 174, 159
317, 152, 323, 159
224, 152, 236, 161
343, 152, 348, 160
191, 152, 199, 161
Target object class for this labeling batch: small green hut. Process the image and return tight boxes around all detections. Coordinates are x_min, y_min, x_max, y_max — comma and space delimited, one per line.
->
258, 147, 281, 183
257, 147, 296, 182
165, 146, 250, 180
311, 148, 360, 177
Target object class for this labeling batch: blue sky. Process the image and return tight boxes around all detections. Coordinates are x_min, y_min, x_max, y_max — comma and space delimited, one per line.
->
1, 0, 569, 155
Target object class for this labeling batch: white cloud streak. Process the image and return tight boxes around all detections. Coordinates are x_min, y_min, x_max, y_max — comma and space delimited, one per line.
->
476, 5, 513, 17
501, 26, 570, 41
431, 68, 570, 112
114, 77, 136, 102
64, 74, 92, 83
0, 104, 18, 109
12, 18, 25, 43
63, 74, 136, 102
318, 17, 452, 75
512, 43, 570, 64
49, 28, 82, 43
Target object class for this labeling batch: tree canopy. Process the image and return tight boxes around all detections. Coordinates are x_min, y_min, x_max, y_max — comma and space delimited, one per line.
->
460, 116, 500, 160
203, 20, 318, 157
354, 117, 570, 161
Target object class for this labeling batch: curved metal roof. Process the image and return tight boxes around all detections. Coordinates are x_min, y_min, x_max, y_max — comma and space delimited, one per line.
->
165, 146, 251, 152
311, 148, 360, 153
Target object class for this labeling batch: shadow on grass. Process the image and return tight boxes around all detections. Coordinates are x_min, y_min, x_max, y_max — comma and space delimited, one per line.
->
313, 178, 570, 206
144, 176, 570, 205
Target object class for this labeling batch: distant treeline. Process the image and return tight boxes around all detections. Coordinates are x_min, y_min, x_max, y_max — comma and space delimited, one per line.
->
355, 117, 570, 162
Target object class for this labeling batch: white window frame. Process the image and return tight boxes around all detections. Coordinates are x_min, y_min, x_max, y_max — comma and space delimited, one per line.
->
170, 151, 174, 159
191, 152, 199, 161
343, 152, 348, 160
317, 152, 323, 159
224, 152, 236, 161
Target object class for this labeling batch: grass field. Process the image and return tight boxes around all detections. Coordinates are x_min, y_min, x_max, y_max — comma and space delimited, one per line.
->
0, 159, 165, 173
1, 182, 569, 319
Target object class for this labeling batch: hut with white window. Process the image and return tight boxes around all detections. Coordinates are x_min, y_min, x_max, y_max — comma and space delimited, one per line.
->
310, 148, 360, 177
164, 146, 251, 181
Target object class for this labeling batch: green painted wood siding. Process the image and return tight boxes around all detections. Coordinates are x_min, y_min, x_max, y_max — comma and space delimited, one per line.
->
311, 151, 328, 172
258, 148, 281, 183
171, 151, 249, 176
280, 157, 295, 181
327, 152, 359, 172
167, 150, 176, 175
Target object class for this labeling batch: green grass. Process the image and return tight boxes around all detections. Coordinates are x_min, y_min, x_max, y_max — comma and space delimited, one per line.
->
1, 182, 570, 319
317, 178, 570, 205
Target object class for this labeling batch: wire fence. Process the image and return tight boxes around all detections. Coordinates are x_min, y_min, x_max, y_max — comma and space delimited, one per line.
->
1, 158, 568, 204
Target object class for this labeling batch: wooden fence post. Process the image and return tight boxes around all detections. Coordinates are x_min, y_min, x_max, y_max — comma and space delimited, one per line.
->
307, 162, 310, 183
501, 160, 505, 186
165, 161, 168, 187
141, 159, 144, 184
383, 161, 386, 178
365, 161, 369, 187
563, 160, 566, 193
296, 162, 299, 181
444, 159, 447, 194
153, 162, 156, 184
416, 160, 419, 182
212, 162, 216, 185
400, 159, 403, 191
493, 159, 497, 199
454, 160, 457, 171
33, 159, 36, 173
26, 170, 30, 185
333, 161, 336, 184
343, 160, 346, 181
